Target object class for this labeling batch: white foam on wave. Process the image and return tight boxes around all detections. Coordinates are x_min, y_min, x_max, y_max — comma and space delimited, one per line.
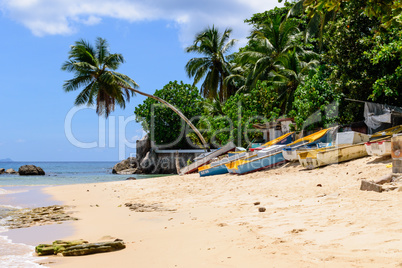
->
0, 187, 29, 195
0, 220, 48, 267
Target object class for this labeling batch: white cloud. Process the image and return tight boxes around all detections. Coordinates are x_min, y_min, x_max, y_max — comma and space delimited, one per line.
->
0, 0, 281, 45
16, 139, 26, 143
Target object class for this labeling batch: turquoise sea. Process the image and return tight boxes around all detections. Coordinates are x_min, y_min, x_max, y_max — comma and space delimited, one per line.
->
0, 161, 161, 267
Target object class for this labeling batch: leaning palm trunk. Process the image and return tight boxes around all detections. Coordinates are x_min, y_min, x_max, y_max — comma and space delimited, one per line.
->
126, 87, 210, 152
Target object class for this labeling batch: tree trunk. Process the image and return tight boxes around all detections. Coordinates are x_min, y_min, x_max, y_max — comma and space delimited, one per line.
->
127, 87, 210, 151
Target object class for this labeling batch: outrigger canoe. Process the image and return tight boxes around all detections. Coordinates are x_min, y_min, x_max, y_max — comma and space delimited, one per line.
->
282, 128, 334, 161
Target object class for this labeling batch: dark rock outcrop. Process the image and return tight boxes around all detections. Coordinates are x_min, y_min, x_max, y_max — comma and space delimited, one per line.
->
112, 157, 137, 174
0, 168, 4, 174
136, 134, 151, 160
18, 165, 45, 176
5, 168, 17, 174
140, 150, 159, 174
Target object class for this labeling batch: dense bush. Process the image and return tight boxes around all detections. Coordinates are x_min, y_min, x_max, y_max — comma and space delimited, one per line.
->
134, 81, 204, 149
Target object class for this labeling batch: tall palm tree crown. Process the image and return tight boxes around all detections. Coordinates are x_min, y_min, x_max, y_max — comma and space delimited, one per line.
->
62, 37, 210, 151
62, 37, 139, 117
185, 26, 237, 102
238, 14, 301, 90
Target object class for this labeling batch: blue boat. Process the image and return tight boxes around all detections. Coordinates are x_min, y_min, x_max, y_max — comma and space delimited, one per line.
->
230, 128, 336, 175
228, 145, 287, 175
198, 152, 247, 177
282, 128, 335, 161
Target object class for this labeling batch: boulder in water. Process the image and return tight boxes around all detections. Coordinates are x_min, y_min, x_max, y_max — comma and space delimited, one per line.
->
112, 157, 137, 174
136, 134, 150, 161
18, 165, 45, 176
0, 168, 5, 174
5, 168, 17, 174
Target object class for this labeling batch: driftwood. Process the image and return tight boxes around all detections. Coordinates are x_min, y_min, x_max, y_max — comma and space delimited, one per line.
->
35, 239, 125, 256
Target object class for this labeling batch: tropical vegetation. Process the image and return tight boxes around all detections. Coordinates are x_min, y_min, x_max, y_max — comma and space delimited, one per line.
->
66, 0, 402, 149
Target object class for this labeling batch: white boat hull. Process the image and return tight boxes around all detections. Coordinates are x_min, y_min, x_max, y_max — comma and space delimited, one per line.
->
365, 140, 391, 157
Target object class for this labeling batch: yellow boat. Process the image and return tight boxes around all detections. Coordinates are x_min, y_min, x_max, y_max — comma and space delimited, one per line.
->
227, 129, 332, 174
298, 143, 367, 169
226, 132, 294, 174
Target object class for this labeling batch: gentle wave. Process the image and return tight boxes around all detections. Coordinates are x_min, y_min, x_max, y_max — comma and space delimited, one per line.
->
0, 226, 47, 268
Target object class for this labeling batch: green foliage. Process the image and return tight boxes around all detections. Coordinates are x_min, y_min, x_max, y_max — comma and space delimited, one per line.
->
363, 28, 402, 104
194, 81, 280, 148
134, 81, 204, 149
323, 0, 381, 122
290, 66, 343, 130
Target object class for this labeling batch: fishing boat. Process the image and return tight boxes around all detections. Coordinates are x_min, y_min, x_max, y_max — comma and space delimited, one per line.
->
282, 128, 334, 161
179, 142, 236, 175
298, 143, 367, 169
250, 132, 293, 151
365, 139, 391, 157
198, 152, 247, 177
364, 125, 402, 157
229, 128, 338, 175
370, 125, 402, 141
225, 132, 295, 175
297, 131, 371, 169
228, 151, 286, 175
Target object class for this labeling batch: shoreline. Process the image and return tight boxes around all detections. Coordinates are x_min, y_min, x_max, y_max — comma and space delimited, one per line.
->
35, 155, 402, 267
0, 186, 74, 267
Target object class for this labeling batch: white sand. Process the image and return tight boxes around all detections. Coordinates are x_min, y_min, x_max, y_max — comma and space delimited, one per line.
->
43, 155, 402, 267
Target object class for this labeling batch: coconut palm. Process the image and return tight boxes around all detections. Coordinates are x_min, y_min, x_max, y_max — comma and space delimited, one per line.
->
185, 26, 237, 102
62, 37, 209, 150
268, 48, 319, 114
238, 14, 301, 90
288, 0, 337, 51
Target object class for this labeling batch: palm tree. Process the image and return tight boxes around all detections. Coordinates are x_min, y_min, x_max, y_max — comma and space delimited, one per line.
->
238, 14, 301, 90
268, 48, 319, 114
185, 26, 237, 102
62, 37, 209, 150
288, 0, 337, 51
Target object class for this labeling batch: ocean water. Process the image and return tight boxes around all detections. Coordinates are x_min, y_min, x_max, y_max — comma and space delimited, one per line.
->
0, 161, 162, 267
0, 161, 152, 185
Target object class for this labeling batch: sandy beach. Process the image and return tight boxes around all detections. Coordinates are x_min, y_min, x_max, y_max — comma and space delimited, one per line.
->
37, 155, 402, 267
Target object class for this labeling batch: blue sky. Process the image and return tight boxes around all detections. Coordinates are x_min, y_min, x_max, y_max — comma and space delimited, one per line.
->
0, 0, 281, 162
